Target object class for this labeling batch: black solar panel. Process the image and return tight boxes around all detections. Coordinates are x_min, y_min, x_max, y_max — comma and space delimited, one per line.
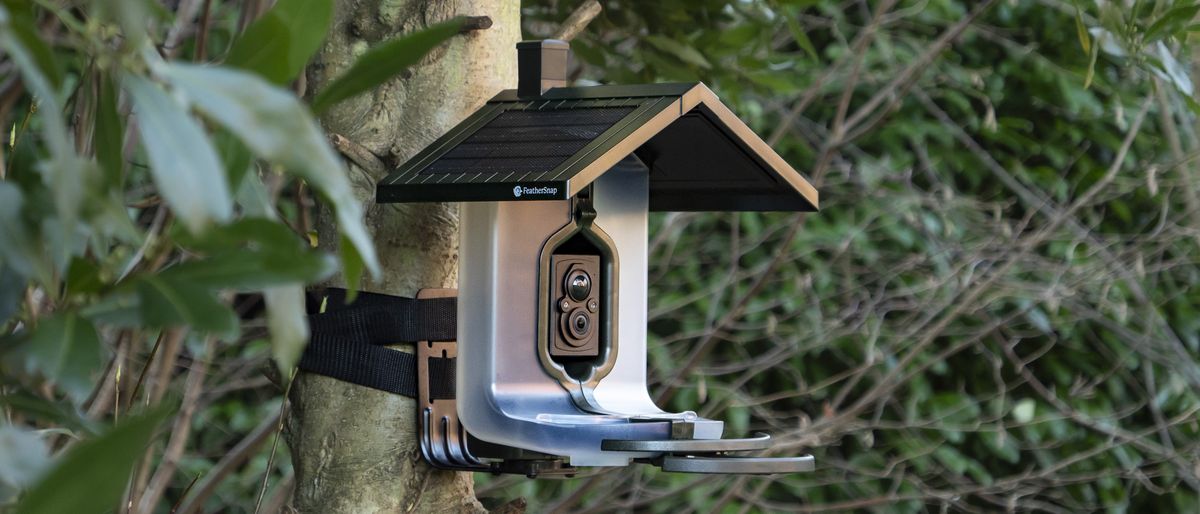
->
421, 106, 636, 175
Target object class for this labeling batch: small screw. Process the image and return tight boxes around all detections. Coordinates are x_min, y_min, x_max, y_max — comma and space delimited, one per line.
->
560, 298, 571, 311
587, 299, 598, 312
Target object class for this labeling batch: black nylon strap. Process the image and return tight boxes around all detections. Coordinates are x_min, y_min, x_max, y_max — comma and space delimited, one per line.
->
297, 288, 456, 399
308, 296, 456, 344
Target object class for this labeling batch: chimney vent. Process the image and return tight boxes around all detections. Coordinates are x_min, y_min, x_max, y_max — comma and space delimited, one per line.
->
517, 40, 569, 98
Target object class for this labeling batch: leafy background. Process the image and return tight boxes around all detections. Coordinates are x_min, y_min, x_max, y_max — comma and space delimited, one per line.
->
2, 0, 1199, 513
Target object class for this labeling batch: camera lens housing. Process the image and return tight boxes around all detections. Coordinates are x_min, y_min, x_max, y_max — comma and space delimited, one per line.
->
567, 309, 591, 339
567, 270, 591, 301
550, 255, 601, 358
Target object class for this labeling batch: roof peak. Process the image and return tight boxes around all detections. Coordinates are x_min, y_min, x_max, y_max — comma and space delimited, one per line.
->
378, 80, 817, 212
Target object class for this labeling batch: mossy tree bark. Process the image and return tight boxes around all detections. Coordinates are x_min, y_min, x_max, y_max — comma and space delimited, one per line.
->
284, 1, 519, 512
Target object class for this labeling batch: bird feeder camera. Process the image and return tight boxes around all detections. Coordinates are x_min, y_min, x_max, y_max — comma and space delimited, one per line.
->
301, 40, 819, 477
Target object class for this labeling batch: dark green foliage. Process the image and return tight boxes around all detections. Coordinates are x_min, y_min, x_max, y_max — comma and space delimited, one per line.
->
0, 1, 464, 510
15, 406, 172, 514
483, 0, 1200, 511
225, 0, 335, 84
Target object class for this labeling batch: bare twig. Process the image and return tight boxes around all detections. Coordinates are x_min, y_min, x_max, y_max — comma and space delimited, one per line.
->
461, 16, 494, 33
193, 0, 214, 62
177, 411, 283, 514
253, 370, 295, 514
552, 1, 602, 42
330, 133, 386, 177
134, 337, 215, 514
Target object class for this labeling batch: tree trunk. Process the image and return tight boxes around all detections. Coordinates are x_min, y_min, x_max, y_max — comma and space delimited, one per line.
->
284, 1, 519, 512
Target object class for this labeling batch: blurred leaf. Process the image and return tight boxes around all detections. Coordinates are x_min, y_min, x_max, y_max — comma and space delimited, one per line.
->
1088, 27, 1127, 57
225, 0, 334, 84
94, 72, 124, 188
983, 429, 1020, 464
65, 257, 104, 296
174, 218, 303, 253
15, 405, 172, 514
0, 263, 21, 326
1151, 42, 1194, 95
1074, 5, 1090, 54
0, 391, 99, 435
933, 446, 969, 474
90, 0, 151, 48
124, 75, 233, 234
0, 3, 79, 241
0, 183, 46, 282
339, 234, 364, 302
134, 276, 238, 337
1084, 30, 1100, 89
215, 129, 255, 188
1013, 398, 1036, 423
0, 426, 50, 494
310, 17, 466, 113
15, 313, 106, 403
643, 35, 712, 69
264, 285, 308, 372
233, 174, 280, 222
162, 63, 380, 278
0, 10, 63, 153
0, 0, 62, 88
783, 10, 818, 59
160, 250, 336, 291
1145, 4, 1200, 42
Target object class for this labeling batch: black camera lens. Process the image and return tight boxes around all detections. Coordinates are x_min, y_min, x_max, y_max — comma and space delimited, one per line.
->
566, 269, 591, 301
567, 309, 591, 339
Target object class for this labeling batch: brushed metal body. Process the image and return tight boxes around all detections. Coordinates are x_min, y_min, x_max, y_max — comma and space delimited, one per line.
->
458, 158, 722, 466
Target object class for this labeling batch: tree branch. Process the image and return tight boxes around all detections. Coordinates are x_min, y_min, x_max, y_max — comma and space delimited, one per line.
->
552, 0, 602, 41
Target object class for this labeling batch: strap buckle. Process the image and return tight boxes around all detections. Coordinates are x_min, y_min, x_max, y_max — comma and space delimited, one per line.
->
416, 288, 490, 472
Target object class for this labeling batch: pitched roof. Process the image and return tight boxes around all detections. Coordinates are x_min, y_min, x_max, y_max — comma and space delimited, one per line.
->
376, 82, 818, 211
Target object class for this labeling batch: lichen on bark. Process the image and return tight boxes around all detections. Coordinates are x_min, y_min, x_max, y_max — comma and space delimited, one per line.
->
284, 1, 519, 512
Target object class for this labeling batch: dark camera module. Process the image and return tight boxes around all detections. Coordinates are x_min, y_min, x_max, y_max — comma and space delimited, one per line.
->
550, 255, 601, 358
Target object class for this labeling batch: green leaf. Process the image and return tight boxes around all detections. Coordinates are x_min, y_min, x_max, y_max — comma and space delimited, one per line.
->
1012, 398, 1036, 423
174, 218, 304, 253
310, 17, 466, 113
0, 426, 50, 494
0, 183, 46, 283
90, 0, 151, 48
983, 429, 1020, 464
933, 446, 969, 474
339, 234, 364, 302
16, 313, 107, 403
264, 285, 308, 372
1074, 5, 1090, 54
215, 129, 255, 188
643, 35, 712, 69
1084, 28, 1100, 89
134, 275, 239, 337
225, 0, 334, 84
0, 4, 80, 238
15, 405, 172, 514
65, 257, 104, 296
0, 7, 66, 155
783, 10, 818, 60
0, 0, 63, 89
94, 72, 124, 189
1145, 4, 1200, 42
162, 63, 380, 278
161, 250, 336, 291
0, 263, 22, 326
0, 391, 99, 435
124, 75, 233, 234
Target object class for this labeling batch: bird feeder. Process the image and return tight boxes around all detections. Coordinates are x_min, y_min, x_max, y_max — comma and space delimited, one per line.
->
375, 40, 818, 476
